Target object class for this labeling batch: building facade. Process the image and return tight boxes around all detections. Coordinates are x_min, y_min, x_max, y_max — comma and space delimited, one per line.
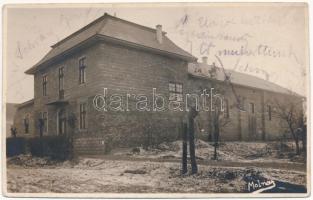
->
187, 61, 303, 142
13, 13, 304, 154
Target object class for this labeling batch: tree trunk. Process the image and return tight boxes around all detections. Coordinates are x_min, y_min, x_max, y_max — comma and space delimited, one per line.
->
213, 113, 220, 160
290, 129, 300, 155
213, 143, 217, 160
302, 125, 307, 155
211, 112, 215, 160
182, 122, 188, 174
213, 121, 217, 160
188, 116, 198, 174
295, 137, 300, 155
289, 123, 300, 155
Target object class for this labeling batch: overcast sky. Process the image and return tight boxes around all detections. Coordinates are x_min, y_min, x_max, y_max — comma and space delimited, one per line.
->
5, 3, 308, 103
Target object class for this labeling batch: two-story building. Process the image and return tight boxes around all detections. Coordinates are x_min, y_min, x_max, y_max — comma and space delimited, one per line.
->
13, 13, 304, 154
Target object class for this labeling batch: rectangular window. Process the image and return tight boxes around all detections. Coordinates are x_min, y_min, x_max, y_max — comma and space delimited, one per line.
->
42, 112, 48, 133
79, 103, 87, 129
268, 105, 272, 121
42, 75, 47, 96
59, 67, 64, 99
169, 82, 183, 102
79, 57, 86, 84
238, 96, 245, 111
23, 115, 29, 134
224, 99, 230, 118
249, 102, 255, 114
59, 67, 64, 90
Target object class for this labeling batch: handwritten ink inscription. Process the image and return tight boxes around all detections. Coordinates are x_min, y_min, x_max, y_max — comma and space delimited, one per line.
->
175, 11, 305, 91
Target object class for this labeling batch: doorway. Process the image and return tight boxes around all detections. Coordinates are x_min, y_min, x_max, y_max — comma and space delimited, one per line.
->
248, 115, 257, 139
57, 108, 67, 135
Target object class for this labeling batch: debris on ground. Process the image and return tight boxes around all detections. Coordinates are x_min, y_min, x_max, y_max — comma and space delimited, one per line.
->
6, 157, 307, 193
112, 140, 305, 163
7, 154, 57, 167
124, 169, 147, 174
6, 140, 306, 193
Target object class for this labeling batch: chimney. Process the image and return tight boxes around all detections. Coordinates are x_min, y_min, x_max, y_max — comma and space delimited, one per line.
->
156, 24, 163, 44
202, 56, 208, 64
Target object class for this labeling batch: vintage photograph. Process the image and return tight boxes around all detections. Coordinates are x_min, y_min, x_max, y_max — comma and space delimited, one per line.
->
3, 3, 310, 197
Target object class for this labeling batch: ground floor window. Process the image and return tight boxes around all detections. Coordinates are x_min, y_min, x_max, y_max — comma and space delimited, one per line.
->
238, 96, 246, 111
23, 114, 29, 134
267, 105, 272, 121
169, 82, 183, 102
42, 112, 48, 133
58, 109, 66, 135
249, 102, 255, 114
79, 103, 87, 129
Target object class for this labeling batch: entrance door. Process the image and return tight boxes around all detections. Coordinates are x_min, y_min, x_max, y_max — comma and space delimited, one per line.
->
248, 102, 257, 140
58, 108, 66, 135
248, 115, 257, 139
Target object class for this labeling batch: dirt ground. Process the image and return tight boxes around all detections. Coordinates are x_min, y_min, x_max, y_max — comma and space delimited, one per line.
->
6, 156, 307, 193
111, 139, 306, 163
6, 141, 307, 193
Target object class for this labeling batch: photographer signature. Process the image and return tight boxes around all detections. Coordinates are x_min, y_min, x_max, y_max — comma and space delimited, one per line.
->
247, 179, 276, 193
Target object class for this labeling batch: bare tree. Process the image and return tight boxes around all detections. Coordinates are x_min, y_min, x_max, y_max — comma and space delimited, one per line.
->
211, 101, 231, 160
206, 62, 231, 160
274, 99, 304, 155
298, 114, 307, 155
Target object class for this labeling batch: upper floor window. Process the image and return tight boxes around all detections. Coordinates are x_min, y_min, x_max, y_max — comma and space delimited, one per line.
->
59, 67, 64, 90
79, 57, 86, 84
238, 96, 245, 111
42, 75, 48, 96
169, 82, 183, 102
79, 103, 87, 129
249, 102, 255, 114
59, 67, 64, 99
267, 105, 272, 121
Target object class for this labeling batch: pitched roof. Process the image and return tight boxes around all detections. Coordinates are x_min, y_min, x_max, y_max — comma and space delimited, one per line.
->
188, 62, 301, 96
25, 13, 196, 74
16, 98, 34, 109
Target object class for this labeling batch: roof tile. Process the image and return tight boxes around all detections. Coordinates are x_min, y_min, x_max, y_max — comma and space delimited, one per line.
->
25, 13, 196, 74
188, 62, 299, 96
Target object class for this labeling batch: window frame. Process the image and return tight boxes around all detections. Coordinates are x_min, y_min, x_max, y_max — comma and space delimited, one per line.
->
249, 102, 255, 114
42, 74, 48, 96
267, 105, 272, 121
238, 96, 246, 111
79, 102, 87, 130
58, 66, 64, 91
168, 82, 183, 102
42, 111, 48, 133
78, 56, 86, 84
